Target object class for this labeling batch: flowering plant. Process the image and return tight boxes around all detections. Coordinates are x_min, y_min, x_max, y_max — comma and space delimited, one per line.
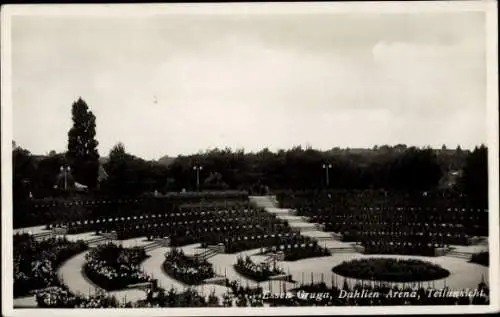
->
234, 255, 285, 282
14, 234, 87, 297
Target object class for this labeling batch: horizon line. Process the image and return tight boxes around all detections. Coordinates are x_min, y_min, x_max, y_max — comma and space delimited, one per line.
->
16, 142, 486, 161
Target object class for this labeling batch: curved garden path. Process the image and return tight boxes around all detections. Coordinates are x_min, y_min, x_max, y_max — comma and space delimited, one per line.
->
139, 243, 296, 296
56, 235, 169, 303
140, 245, 229, 298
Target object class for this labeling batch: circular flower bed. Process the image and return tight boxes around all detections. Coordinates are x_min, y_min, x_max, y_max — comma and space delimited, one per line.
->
332, 258, 450, 282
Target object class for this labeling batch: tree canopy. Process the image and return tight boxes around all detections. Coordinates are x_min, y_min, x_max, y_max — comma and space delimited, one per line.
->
101, 142, 169, 197
66, 98, 100, 188
165, 146, 445, 192
13, 136, 486, 207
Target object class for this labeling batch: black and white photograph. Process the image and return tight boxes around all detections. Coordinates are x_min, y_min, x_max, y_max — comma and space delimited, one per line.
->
1, 2, 498, 316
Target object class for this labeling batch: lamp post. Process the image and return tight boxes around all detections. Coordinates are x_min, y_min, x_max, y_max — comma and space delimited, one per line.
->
60, 165, 71, 191
322, 163, 332, 187
193, 165, 203, 191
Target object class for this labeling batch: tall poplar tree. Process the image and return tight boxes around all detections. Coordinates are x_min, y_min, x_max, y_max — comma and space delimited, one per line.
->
66, 97, 100, 188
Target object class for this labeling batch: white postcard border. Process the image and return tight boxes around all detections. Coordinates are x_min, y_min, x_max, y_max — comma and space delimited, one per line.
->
1, 1, 498, 316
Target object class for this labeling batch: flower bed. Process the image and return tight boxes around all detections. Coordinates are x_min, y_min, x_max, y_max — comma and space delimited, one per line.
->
13, 234, 88, 297
332, 258, 450, 282
470, 251, 488, 266
84, 243, 151, 291
163, 248, 215, 285
234, 255, 285, 282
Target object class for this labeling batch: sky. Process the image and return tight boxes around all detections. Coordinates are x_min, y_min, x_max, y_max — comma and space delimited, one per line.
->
11, 10, 487, 160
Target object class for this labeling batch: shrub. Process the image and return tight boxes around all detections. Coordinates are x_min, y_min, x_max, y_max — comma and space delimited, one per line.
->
14, 234, 88, 297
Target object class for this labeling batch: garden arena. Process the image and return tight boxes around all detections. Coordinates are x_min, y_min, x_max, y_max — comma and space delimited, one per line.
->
13, 190, 489, 308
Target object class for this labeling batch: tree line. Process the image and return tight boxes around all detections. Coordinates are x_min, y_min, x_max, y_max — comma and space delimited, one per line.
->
12, 98, 488, 207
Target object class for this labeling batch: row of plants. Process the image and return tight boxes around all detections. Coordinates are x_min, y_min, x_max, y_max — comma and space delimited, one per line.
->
162, 248, 215, 285
331, 258, 450, 282
15, 190, 248, 229
224, 231, 311, 254
55, 206, 265, 232
151, 190, 249, 200
116, 217, 286, 241
84, 243, 151, 290
178, 200, 250, 209
362, 244, 439, 257
284, 243, 331, 261
13, 234, 88, 297
343, 230, 470, 248
234, 255, 285, 282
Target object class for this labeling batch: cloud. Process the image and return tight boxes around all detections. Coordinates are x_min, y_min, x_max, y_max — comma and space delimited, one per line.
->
370, 39, 485, 116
